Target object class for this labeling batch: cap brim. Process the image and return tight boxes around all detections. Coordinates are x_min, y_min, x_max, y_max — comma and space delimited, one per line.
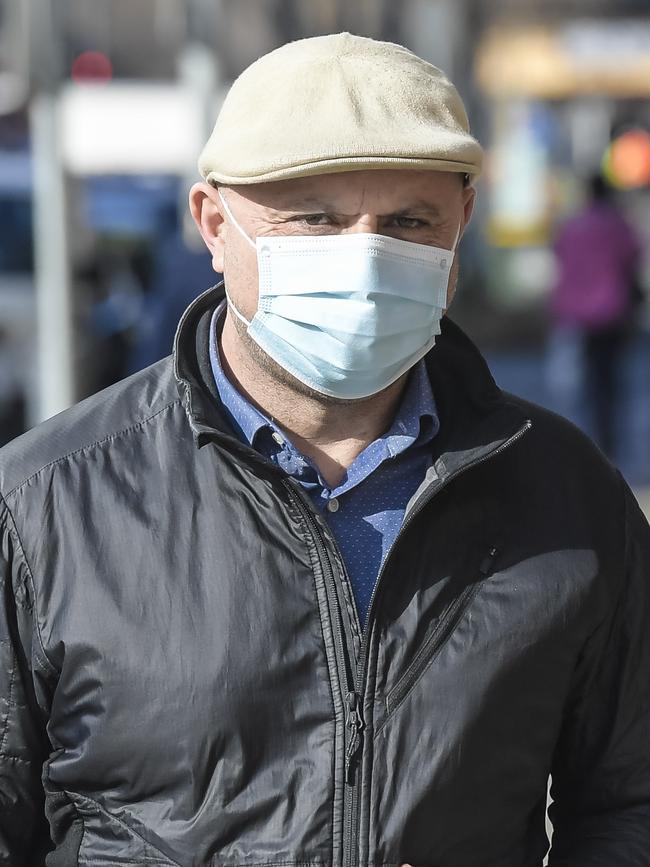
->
204, 154, 481, 186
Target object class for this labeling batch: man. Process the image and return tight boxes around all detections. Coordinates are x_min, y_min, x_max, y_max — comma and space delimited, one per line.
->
549, 173, 642, 458
1, 33, 649, 867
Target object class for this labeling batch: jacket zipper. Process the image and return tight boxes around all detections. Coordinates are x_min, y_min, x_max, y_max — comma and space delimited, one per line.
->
282, 481, 362, 867
283, 479, 358, 681
283, 419, 531, 867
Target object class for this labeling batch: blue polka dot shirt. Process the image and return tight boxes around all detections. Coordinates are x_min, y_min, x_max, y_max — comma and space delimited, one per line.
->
209, 302, 439, 628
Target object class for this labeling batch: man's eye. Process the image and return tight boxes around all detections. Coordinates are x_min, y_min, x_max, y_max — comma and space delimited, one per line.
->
392, 216, 425, 230
297, 214, 334, 226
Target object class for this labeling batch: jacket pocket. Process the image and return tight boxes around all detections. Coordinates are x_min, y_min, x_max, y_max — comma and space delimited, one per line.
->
380, 546, 498, 727
43, 786, 84, 867
42, 781, 182, 867
43, 751, 84, 867
69, 791, 182, 866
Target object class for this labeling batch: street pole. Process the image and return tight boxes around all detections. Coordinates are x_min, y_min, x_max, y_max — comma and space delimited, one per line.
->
181, 0, 221, 245
27, 0, 76, 423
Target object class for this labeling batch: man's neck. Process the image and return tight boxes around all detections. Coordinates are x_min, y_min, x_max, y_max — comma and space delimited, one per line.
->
219, 314, 407, 487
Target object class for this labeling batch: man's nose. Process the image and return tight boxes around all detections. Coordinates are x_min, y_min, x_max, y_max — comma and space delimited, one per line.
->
344, 214, 379, 234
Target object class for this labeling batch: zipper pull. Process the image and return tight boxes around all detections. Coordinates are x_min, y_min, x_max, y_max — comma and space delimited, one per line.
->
345, 691, 364, 784
345, 691, 362, 731
479, 546, 499, 575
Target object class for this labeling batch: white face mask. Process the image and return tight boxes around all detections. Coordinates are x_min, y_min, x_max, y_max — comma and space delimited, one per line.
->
218, 189, 460, 400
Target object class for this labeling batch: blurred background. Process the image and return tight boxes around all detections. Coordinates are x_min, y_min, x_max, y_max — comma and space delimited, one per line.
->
1, 0, 649, 509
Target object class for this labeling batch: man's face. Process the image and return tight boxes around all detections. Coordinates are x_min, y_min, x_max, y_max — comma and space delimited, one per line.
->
190, 169, 475, 398
191, 168, 475, 315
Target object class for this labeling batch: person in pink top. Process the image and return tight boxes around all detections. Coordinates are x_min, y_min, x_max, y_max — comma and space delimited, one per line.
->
550, 173, 642, 457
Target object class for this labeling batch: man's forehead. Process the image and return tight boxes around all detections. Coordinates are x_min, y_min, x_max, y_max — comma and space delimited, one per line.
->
232, 169, 461, 210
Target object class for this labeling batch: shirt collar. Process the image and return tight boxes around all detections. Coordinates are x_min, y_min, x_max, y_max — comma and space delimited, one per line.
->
208, 299, 439, 453
384, 348, 439, 451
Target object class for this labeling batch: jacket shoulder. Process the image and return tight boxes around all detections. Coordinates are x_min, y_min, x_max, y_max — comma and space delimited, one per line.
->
0, 357, 181, 498
500, 390, 621, 487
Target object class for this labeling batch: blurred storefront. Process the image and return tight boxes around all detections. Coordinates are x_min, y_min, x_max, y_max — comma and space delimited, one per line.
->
474, 17, 650, 328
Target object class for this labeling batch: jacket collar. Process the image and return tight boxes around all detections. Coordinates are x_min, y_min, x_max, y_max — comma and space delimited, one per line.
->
173, 283, 531, 479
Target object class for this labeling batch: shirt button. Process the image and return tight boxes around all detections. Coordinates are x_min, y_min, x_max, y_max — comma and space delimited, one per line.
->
271, 431, 284, 445
327, 498, 340, 513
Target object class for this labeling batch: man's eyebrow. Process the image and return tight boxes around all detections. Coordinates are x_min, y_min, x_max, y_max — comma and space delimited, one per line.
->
381, 200, 445, 219
267, 195, 336, 211
267, 197, 445, 217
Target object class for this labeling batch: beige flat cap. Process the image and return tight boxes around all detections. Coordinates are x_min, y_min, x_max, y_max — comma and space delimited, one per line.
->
199, 32, 483, 185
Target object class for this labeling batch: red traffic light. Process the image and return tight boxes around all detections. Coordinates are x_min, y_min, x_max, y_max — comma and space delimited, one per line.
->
71, 51, 113, 84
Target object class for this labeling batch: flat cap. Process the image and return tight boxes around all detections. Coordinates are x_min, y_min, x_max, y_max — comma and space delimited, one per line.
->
199, 32, 483, 185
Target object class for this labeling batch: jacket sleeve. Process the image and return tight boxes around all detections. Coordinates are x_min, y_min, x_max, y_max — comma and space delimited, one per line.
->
548, 477, 650, 865
0, 496, 53, 865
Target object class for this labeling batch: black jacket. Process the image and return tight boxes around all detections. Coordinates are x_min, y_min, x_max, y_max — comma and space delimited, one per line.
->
1, 285, 649, 867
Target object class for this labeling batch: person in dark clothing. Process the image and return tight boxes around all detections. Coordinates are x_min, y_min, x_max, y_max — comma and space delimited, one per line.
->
550, 173, 643, 457
126, 225, 218, 374
1, 34, 649, 867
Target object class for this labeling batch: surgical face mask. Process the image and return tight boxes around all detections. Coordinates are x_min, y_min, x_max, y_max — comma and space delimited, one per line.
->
218, 189, 460, 400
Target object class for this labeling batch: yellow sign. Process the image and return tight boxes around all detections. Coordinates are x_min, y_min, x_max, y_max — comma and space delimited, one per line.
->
476, 22, 650, 98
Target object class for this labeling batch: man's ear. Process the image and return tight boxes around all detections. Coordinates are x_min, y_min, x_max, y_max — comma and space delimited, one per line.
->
461, 183, 476, 233
189, 182, 226, 272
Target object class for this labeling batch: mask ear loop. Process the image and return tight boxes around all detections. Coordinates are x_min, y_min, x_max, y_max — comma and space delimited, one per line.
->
216, 189, 255, 326
217, 189, 257, 250
440, 222, 463, 311
451, 221, 463, 253
223, 288, 252, 327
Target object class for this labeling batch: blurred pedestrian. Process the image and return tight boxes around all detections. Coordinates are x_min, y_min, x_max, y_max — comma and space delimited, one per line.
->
549, 173, 643, 457
125, 215, 218, 374
1, 34, 649, 867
